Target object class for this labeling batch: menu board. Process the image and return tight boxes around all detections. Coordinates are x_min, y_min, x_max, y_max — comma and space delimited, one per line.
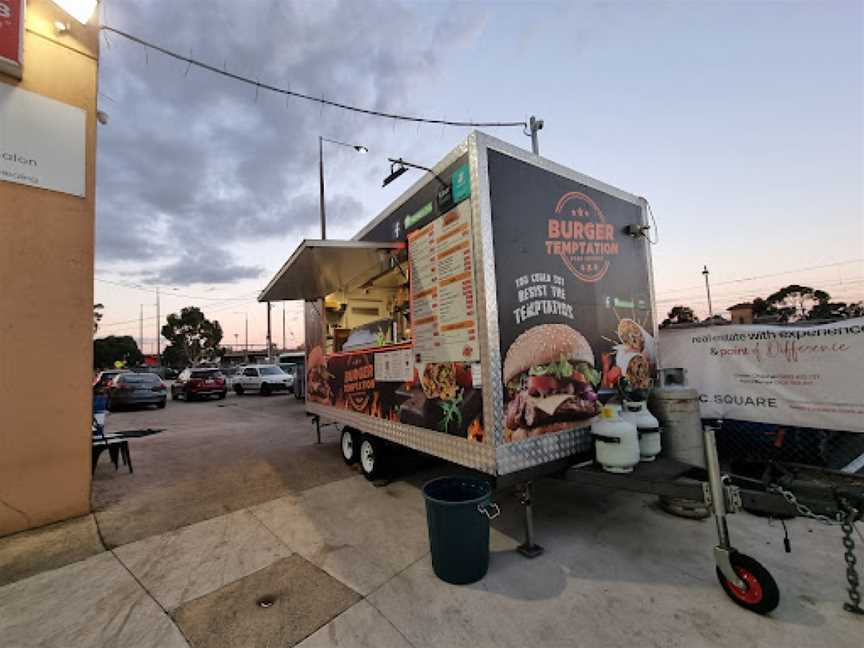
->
408, 200, 479, 363
374, 347, 414, 382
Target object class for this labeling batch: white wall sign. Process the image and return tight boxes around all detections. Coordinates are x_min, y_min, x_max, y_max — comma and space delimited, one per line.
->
0, 84, 85, 197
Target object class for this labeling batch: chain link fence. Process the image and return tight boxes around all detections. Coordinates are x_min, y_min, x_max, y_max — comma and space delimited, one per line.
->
710, 418, 864, 478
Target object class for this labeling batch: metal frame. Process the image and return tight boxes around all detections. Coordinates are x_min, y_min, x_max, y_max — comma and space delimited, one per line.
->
259, 239, 403, 302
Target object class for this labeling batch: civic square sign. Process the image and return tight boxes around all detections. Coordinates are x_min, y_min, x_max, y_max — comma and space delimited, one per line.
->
0, 0, 24, 79
0, 84, 86, 197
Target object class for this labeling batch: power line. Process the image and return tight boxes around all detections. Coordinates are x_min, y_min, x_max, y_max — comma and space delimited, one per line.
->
94, 277, 258, 303
98, 296, 261, 330
100, 26, 528, 129
657, 259, 864, 296
655, 279, 864, 306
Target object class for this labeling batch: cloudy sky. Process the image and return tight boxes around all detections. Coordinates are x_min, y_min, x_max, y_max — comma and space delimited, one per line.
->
93, 0, 863, 351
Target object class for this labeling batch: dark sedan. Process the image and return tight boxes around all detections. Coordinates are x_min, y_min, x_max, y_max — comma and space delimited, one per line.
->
108, 373, 167, 410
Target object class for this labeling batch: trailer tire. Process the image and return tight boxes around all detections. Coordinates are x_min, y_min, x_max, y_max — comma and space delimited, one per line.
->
341, 428, 360, 465
359, 436, 386, 481
716, 552, 779, 615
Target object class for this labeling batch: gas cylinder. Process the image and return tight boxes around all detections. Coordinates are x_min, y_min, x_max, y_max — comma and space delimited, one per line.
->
648, 368, 704, 468
621, 400, 661, 462
592, 405, 640, 473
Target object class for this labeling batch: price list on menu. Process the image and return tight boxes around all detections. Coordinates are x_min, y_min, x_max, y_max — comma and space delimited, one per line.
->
408, 201, 479, 363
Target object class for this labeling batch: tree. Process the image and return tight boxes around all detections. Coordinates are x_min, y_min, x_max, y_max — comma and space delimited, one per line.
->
93, 336, 143, 369
161, 307, 223, 368
806, 299, 864, 321
93, 303, 104, 334
749, 285, 863, 322
660, 305, 697, 328
763, 284, 830, 322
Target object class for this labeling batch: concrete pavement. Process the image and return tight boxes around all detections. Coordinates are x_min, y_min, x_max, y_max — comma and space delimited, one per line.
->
0, 393, 859, 647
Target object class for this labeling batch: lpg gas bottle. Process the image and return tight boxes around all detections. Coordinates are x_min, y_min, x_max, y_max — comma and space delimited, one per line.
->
622, 401, 661, 462
592, 405, 640, 473
649, 369, 704, 468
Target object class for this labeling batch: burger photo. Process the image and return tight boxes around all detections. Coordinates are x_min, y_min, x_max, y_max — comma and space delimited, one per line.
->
504, 324, 601, 442
306, 345, 331, 403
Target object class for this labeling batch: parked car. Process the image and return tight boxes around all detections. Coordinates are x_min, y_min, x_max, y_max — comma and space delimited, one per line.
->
93, 369, 129, 394
107, 372, 167, 410
171, 368, 228, 401
278, 363, 297, 388
233, 365, 291, 396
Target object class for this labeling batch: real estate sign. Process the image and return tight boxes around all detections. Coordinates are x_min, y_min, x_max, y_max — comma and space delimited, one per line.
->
659, 319, 864, 432
0, 84, 86, 197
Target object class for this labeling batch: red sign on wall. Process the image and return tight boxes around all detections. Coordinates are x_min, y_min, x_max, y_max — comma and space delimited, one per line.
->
0, 0, 24, 79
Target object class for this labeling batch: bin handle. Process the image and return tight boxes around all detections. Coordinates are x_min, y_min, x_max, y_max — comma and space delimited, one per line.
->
478, 502, 500, 520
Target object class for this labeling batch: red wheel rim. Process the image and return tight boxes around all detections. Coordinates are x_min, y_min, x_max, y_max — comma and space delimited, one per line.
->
726, 566, 763, 604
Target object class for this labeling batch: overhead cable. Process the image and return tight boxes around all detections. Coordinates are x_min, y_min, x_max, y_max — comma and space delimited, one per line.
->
658, 259, 864, 296
100, 26, 527, 129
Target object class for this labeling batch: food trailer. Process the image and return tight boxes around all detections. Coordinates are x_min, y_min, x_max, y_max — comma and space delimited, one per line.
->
260, 131, 864, 615
260, 131, 656, 483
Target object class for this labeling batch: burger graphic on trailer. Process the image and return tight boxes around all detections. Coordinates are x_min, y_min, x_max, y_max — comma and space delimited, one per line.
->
504, 324, 601, 442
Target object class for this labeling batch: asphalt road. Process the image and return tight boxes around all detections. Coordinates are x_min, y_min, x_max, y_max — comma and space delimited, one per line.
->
92, 390, 355, 548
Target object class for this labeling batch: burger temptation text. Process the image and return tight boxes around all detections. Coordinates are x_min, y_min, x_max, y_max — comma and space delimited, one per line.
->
545, 219, 620, 256
344, 363, 375, 393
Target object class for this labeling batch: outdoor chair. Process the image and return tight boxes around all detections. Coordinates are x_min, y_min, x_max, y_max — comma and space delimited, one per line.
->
92, 401, 133, 475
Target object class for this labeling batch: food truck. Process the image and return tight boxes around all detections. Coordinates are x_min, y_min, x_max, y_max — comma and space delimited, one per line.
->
259, 131, 657, 482
260, 132, 864, 615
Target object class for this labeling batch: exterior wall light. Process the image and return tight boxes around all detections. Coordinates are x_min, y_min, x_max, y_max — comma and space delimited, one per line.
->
51, 0, 98, 24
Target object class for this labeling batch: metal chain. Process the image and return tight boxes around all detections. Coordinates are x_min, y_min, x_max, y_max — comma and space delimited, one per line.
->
768, 486, 864, 613
766, 484, 843, 525
840, 501, 864, 615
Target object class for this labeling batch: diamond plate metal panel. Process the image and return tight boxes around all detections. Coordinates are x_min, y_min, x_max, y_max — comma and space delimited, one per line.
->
495, 426, 593, 475
467, 134, 505, 451
307, 401, 496, 474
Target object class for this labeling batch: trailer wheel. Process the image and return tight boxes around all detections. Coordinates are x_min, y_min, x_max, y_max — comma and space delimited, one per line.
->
716, 553, 779, 615
340, 428, 359, 465
359, 436, 386, 481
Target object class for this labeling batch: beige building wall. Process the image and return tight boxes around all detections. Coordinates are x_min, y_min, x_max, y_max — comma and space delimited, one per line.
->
0, 0, 100, 536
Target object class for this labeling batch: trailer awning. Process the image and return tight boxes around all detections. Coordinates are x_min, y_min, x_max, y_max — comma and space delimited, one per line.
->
258, 239, 404, 302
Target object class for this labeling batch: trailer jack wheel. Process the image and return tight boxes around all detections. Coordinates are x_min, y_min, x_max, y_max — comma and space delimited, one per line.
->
716, 552, 780, 614
341, 428, 359, 465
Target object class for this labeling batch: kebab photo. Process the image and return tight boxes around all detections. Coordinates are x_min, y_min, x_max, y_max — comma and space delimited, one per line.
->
504, 324, 601, 442
306, 346, 332, 403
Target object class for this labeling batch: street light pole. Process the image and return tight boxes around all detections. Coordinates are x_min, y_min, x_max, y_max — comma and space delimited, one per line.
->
702, 265, 714, 318
235, 312, 248, 362
318, 136, 368, 240
528, 115, 544, 155
266, 302, 273, 362
319, 135, 326, 240
155, 287, 161, 364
